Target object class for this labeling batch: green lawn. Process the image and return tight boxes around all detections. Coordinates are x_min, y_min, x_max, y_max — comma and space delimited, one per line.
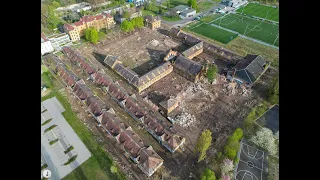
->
188, 22, 238, 44
41, 72, 54, 89
41, 65, 49, 74
200, 13, 222, 23
211, 13, 279, 46
197, 2, 213, 11
42, 90, 125, 180
161, 15, 182, 21
142, 9, 158, 16
183, 27, 279, 67
236, 3, 279, 22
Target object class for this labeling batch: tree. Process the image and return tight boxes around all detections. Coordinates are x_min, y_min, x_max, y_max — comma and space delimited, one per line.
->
195, 129, 212, 162
224, 145, 237, 160
188, 0, 198, 11
250, 127, 278, 155
267, 74, 279, 105
229, 128, 243, 141
110, 165, 118, 174
122, 11, 130, 19
207, 64, 218, 83
201, 168, 216, 180
121, 20, 134, 32
51, 1, 61, 9
131, 17, 144, 29
47, 6, 61, 29
85, 27, 99, 44
129, 2, 134, 7
220, 159, 234, 177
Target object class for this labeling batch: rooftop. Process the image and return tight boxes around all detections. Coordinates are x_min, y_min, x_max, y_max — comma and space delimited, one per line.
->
173, 55, 203, 76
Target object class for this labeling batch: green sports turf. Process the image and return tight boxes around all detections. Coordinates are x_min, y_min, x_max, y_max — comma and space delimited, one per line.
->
188, 22, 238, 44
236, 3, 279, 22
211, 13, 279, 46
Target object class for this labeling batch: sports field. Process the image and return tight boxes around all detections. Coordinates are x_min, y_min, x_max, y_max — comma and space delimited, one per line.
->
212, 13, 279, 46
188, 22, 238, 44
236, 3, 279, 22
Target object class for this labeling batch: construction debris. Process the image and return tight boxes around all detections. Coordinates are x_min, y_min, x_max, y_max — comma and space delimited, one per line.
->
175, 112, 197, 128
222, 82, 252, 96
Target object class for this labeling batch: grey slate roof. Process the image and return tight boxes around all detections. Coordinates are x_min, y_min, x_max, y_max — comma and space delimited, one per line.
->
138, 62, 172, 86
182, 41, 203, 58
173, 55, 202, 76
113, 63, 139, 85
234, 54, 267, 84
104, 55, 119, 67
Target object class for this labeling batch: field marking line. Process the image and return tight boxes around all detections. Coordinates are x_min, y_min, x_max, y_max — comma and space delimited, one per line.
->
189, 22, 204, 30
239, 160, 263, 171
236, 170, 259, 180
273, 33, 279, 46
243, 9, 270, 36
241, 143, 264, 160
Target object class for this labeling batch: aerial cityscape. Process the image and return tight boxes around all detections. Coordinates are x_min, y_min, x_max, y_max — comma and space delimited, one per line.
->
41, 0, 279, 179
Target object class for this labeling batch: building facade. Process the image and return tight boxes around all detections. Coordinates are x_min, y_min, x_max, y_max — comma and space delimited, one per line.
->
41, 32, 54, 56
64, 13, 115, 42
144, 15, 161, 30
48, 33, 72, 51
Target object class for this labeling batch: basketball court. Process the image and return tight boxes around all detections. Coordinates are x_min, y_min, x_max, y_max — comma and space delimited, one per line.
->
235, 141, 268, 180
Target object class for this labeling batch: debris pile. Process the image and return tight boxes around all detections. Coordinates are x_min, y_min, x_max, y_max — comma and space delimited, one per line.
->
223, 82, 237, 96
222, 82, 252, 96
175, 112, 197, 128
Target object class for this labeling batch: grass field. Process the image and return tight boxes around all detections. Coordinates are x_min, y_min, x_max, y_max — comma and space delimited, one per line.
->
183, 27, 279, 67
198, 2, 213, 11
236, 3, 279, 22
211, 13, 279, 46
41, 90, 125, 180
188, 22, 238, 44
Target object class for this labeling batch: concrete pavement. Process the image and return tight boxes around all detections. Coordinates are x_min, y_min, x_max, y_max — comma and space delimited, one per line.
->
41, 97, 91, 179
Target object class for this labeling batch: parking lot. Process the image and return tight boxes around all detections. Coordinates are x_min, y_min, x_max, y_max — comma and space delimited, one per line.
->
41, 97, 91, 179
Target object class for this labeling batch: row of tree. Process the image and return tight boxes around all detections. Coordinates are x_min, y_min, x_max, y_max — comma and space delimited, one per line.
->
120, 17, 144, 33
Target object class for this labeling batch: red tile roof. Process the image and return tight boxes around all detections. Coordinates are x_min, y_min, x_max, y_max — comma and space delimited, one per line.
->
64, 24, 74, 31
95, 14, 103, 20
81, 15, 95, 23
74, 21, 84, 27
105, 13, 112, 18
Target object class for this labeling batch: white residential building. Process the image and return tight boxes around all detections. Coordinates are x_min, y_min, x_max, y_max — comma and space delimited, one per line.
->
41, 32, 54, 56
48, 33, 72, 51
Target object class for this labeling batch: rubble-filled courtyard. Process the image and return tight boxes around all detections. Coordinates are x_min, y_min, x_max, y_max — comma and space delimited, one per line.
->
61, 27, 278, 180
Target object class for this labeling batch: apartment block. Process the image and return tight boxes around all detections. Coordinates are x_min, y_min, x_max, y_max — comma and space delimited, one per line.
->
64, 13, 115, 42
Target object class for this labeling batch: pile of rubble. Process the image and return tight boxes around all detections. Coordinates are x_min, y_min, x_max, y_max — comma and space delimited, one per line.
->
175, 112, 197, 128
184, 82, 215, 100
222, 82, 252, 96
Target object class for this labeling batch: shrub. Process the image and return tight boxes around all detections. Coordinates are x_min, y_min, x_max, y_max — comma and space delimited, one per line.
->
49, 139, 59, 145
41, 164, 48, 171
201, 168, 216, 180
44, 125, 57, 133
64, 155, 78, 165
110, 165, 118, 174
64, 146, 74, 154
229, 128, 243, 141
41, 119, 52, 126
207, 64, 218, 83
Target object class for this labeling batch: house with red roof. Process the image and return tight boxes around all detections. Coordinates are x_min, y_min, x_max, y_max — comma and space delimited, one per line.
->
63, 13, 115, 42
